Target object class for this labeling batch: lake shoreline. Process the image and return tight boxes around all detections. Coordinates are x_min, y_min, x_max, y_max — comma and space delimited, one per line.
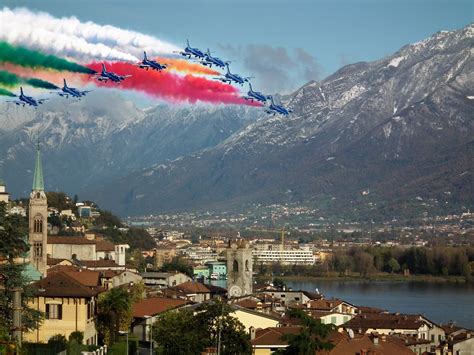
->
268, 274, 468, 284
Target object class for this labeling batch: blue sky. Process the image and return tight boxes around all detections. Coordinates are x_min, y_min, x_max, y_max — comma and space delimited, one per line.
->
3, 0, 472, 93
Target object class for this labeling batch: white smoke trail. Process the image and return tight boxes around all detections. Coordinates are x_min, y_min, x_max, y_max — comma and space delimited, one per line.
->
0, 7, 180, 63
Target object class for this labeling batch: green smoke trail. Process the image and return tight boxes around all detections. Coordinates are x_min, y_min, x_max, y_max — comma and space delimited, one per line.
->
0, 42, 95, 74
0, 88, 16, 97
0, 70, 59, 89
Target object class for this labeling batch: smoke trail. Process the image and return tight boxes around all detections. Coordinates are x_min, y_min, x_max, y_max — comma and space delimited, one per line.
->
0, 70, 59, 89
156, 57, 219, 75
85, 62, 261, 106
0, 87, 15, 97
0, 7, 178, 61
0, 42, 95, 74
0, 63, 79, 87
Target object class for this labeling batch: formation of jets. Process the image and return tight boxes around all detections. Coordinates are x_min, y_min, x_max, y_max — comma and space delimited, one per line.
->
136, 51, 167, 71
92, 64, 132, 83
54, 79, 91, 99
7, 87, 48, 107
180, 40, 292, 115
4, 39, 292, 115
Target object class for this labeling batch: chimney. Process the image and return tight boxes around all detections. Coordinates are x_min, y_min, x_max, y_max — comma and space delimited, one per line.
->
372, 333, 379, 345
249, 326, 256, 340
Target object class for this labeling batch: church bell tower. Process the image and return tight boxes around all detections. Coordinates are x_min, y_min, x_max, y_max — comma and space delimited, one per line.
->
29, 142, 48, 277
226, 238, 253, 298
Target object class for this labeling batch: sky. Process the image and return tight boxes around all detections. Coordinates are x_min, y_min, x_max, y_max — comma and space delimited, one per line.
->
1, 0, 472, 94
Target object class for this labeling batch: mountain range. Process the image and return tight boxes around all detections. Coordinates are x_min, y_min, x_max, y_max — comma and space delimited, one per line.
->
1, 24, 473, 219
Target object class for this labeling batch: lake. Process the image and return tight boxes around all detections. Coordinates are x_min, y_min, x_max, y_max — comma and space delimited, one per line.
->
207, 279, 474, 328
286, 280, 474, 329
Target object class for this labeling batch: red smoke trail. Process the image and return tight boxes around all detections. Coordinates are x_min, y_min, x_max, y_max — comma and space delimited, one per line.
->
155, 57, 219, 75
85, 62, 262, 106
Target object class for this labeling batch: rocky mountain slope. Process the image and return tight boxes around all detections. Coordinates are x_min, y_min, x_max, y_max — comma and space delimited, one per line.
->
91, 24, 474, 218
0, 93, 261, 197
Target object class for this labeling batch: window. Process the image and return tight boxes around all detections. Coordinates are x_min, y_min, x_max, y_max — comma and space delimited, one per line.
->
33, 242, 43, 258
331, 316, 337, 324
33, 217, 43, 233
245, 260, 249, 271
431, 335, 434, 341
46, 304, 62, 320
233, 260, 239, 272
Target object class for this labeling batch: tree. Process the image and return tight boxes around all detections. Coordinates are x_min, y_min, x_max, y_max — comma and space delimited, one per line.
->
0, 202, 43, 336
387, 257, 400, 273
153, 309, 204, 355
274, 309, 335, 355
161, 256, 193, 277
195, 301, 251, 355
96, 287, 134, 345
152, 300, 251, 355
273, 277, 287, 290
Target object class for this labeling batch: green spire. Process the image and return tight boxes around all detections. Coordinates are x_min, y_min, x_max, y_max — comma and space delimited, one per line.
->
32, 141, 44, 191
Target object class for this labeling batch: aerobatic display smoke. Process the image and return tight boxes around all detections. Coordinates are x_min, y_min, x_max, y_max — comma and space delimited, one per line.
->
0, 42, 95, 74
86, 62, 261, 106
0, 7, 178, 61
0, 7, 268, 109
158, 57, 219, 75
0, 70, 58, 89
0, 87, 15, 96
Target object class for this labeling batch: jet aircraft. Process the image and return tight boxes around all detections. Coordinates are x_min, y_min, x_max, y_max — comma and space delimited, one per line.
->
7, 87, 47, 107
215, 64, 252, 86
265, 95, 292, 116
54, 79, 91, 98
137, 51, 167, 71
243, 82, 267, 103
201, 49, 229, 69
177, 40, 205, 59
92, 64, 131, 83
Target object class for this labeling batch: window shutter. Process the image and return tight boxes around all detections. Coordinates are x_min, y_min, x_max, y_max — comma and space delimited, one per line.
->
45, 304, 50, 319
58, 305, 62, 320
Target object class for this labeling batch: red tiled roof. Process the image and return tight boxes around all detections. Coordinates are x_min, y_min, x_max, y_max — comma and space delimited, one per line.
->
307, 298, 345, 310
344, 313, 426, 331
172, 281, 210, 294
30, 271, 104, 298
251, 326, 302, 346
133, 297, 188, 318
320, 332, 415, 355
95, 240, 116, 252
47, 257, 72, 266
62, 270, 101, 287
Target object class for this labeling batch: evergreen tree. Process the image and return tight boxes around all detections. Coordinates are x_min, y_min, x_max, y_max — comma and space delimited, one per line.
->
273, 309, 334, 355
0, 202, 43, 338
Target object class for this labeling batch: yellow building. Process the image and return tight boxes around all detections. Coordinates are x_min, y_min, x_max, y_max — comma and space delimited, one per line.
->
24, 271, 103, 345
230, 306, 280, 331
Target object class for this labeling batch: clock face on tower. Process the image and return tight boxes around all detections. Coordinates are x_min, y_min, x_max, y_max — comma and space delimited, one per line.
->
229, 285, 242, 298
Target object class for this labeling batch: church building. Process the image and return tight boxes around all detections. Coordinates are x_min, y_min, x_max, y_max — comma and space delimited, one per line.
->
29, 143, 48, 277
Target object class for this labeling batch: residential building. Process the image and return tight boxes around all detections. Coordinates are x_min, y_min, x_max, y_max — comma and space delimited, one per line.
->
250, 327, 415, 355
305, 298, 358, 315
193, 265, 210, 279
168, 281, 212, 303
24, 271, 104, 345
205, 261, 227, 279
154, 246, 177, 268
131, 297, 189, 342
253, 247, 316, 265
342, 313, 445, 345
77, 205, 91, 218
101, 270, 143, 289
230, 306, 280, 332
0, 178, 9, 203
141, 271, 191, 287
